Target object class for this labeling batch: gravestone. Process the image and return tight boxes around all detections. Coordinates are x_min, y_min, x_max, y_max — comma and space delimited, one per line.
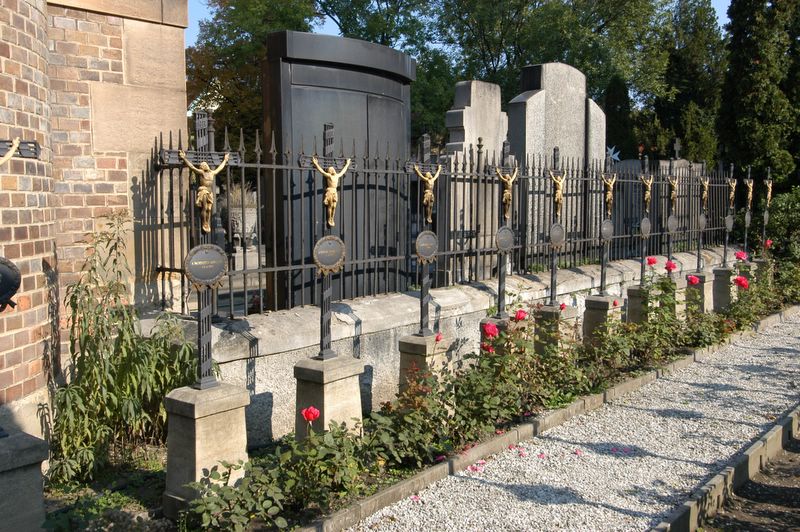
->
507, 63, 605, 164
263, 31, 416, 308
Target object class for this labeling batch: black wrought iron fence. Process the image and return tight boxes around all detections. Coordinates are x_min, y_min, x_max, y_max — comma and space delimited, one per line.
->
147, 118, 733, 318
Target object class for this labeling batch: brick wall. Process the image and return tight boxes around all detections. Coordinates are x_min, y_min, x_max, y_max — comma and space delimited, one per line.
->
0, 0, 55, 433
47, 6, 129, 290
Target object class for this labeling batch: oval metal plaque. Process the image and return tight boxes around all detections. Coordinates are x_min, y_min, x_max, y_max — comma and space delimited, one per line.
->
600, 219, 614, 241
725, 214, 735, 232
415, 230, 439, 264
698, 213, 707, 231
496, 226, 515, 252
313, 235, 346, 276
184, 244, 227, 288
745, 211, 752, 228
550, 222, 566, 247
763, 210, 769, 225
0, 257, 21, 311
640, 217, 652, 238
667, 215, 679, 234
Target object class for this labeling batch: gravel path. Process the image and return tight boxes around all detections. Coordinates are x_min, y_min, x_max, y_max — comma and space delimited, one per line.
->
351, 315, 800, 532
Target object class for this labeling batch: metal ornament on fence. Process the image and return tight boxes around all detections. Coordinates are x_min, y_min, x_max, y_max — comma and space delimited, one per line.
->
744, 211, 751, 228
496, 226, 515, 252
698, 213, 707, 231
0, 257, 21, 312
600, 219, 614, 242
762, 172, 772, 250
415, 231, 438, 264
184, 244, 228, 290
667, 216, 679, 234
313, 235, 346, 276
640, 217, 652, 238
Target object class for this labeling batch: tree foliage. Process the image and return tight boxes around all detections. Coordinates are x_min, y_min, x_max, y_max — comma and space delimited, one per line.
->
719, 0, 795, 181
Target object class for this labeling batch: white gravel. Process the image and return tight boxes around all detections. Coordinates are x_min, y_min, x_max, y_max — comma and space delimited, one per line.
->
350, 315, 800, 532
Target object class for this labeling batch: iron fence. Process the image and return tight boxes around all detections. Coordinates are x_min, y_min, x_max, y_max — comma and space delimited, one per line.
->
147, 118, 734, 318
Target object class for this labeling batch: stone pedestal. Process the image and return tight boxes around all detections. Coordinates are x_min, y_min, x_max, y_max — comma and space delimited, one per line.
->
583, 296, 622, 346
626, 286, 650, 324
0, 431, 48, 531
398, 333, 448, 392
686, 272, 713, 313
663, 277, 687, 319
713, 268, 735, 313
535, 305, 579, 354
294, 356, 365, 438
751, 258, 770, 284
163, 383, 250, 520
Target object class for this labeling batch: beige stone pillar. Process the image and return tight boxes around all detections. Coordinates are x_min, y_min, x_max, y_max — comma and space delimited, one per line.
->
663, 277, 687, 319
398, 334, 448, 393
626, 286, 650, 324
294, 357, 364, 439
713, 268, 735, 313
163, 384, 250, 519
583, 296, 622, 346
535, 305, 579, 354
0, 431, 48, 531
686, 272, 713, 313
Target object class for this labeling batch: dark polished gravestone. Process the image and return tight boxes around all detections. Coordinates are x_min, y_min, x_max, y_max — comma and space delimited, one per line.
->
263, 31, 417, 309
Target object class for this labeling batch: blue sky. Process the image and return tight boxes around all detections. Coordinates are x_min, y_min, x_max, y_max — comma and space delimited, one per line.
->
185, 0, 732, 48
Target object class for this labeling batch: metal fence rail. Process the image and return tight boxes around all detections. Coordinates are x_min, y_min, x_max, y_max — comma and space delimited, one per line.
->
147, 120, 734, 318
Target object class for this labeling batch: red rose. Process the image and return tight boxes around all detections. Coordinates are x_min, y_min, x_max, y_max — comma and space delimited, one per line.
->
765, 239, 773, 249
613, 299, 619, 307
665, 260, 677, 273
482, 321, 499, 339
481, 343, 495, 353
687, 275, 700, 285
435, 332, 443, 343
646, 256, 657, 266
514, 309, 528, 321
734, 275, 749, 289
559, 303, 567, 311
301, 406, 320, 423
735, 251, 748, 261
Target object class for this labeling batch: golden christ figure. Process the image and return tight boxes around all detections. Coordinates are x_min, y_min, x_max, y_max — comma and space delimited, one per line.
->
179, 150, 230, 234
311, 156, 351, 228
413, 164, 441, 224
640, 174, 654, 214
601, 172, 617, 219
496, 167, 518, 222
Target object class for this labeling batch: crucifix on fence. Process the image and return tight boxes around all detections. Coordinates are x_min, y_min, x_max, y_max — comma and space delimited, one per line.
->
548, 147, 566, 306
743, 166, 754, 255
762, 168, 772, 253
639, 156, 653, 282
162, 145, 240, 390
491, 163, 518, 317
696, 164, 709, 272
724, 164, 736, 267
599, 157, 616, 294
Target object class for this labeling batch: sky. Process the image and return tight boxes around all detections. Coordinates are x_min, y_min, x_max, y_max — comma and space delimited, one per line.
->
185, 0, 733, 48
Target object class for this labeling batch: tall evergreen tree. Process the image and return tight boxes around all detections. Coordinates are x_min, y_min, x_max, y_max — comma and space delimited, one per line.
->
602, 74, 637, 159
655, 0, 726, 164
719, 0, 794, 181
778, 0, 800, 180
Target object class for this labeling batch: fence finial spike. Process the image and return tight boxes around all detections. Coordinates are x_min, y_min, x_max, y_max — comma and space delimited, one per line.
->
238, 128, 245, 154
223, 127, 231, 151
254, 130, 262, 154
269, 130, 277, 155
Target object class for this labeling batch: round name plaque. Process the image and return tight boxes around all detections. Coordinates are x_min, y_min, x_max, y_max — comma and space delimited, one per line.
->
184, 244, 227, 289
415, 230, 439, 264
763, 210, 769, 225
667, 215, 679, 234
698, 213, 707, 231
725, 214, 735, 232
496, 226, 515, 252
313, 235, 346, 276
640, 217, 652, 238
600, 219, 614, 241
745, 211, 752, 228
550, 222, 566, 247
0, 257, 21, 311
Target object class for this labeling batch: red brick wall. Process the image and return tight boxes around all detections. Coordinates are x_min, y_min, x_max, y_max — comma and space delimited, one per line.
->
47, 5, 128, 290
0, 0, 54, 408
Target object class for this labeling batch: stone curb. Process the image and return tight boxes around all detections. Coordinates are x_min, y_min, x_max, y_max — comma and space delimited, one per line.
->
296, 305, 800, 532
650, 404, 800, 532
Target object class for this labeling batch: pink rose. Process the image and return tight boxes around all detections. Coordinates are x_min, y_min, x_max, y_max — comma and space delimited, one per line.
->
687, 275, 700, 286
514, 309, 528, 321
734, 275, 749, 289
735, 251, 748, 261
435, 332, 443, 343
482, 321, 499, 338
646, 256, 657, 266
301, 405, 320, 423
559, 302, 567, 311
665, 260, 677, 273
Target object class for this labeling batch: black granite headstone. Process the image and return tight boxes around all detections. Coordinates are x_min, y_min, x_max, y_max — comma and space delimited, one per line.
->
263, 31, 416, 308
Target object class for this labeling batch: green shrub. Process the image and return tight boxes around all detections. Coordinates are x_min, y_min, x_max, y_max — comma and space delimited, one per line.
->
46, 213, 196, 483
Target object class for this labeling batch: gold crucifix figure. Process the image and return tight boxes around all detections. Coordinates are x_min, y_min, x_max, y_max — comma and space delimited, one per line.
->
0, 137, 20, 168
601, 172, 617, 219
727, 178, 737, 211
640, 174, 654, 214
549, 169, 566, 220
744, 179, 754, 211
312, 156, 351, 228
667, 175, 679, 214
179, 150, 230, 234
699, 176, 710, 212
413, 164, 441, 224
496, 167, 518, 222
766, 180, 773, 209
